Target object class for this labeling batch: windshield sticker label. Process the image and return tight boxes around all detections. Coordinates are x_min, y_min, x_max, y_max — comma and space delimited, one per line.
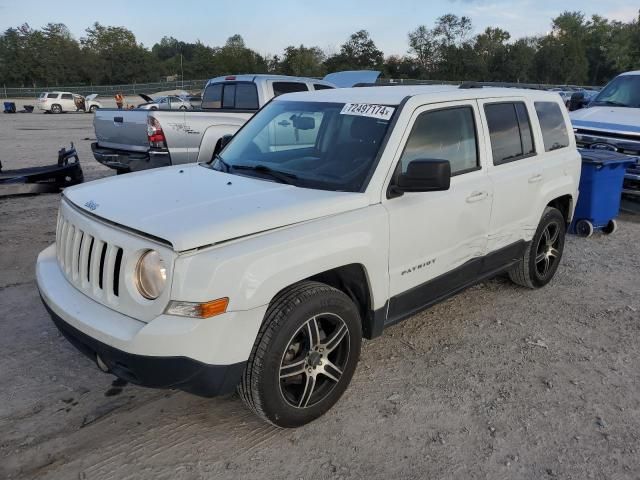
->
340, 103, 395, 120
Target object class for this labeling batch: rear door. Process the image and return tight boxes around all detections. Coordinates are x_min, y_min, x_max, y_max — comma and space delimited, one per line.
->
478, 98, 542, 253
60, 93, 75, 111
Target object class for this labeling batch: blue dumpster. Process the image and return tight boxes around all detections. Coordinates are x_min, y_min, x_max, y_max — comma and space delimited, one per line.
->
570, 149, 638, 237
3, 101, 16, 113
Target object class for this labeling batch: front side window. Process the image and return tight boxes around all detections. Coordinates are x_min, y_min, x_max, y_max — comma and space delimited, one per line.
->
534, 101, 570, 152
209, 100, 394, 192
399, 106, 479, 176
485, 102, 535, 165
273, 82, 309, 97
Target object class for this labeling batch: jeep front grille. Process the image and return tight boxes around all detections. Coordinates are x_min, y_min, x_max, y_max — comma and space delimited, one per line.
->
56, 213, 123, 305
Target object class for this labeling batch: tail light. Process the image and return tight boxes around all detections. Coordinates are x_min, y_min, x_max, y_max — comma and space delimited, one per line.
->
147, 117, 167, 149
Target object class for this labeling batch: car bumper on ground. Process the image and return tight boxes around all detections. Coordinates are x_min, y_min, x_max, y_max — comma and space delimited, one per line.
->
36, 244, 264, 397
91, 142, 171, 173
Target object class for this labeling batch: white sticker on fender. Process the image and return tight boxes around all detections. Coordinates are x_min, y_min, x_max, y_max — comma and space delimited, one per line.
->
340, 103, 395, 120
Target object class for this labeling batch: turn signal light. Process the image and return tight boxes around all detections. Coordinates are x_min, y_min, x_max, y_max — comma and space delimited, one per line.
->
165, 298, 229, 318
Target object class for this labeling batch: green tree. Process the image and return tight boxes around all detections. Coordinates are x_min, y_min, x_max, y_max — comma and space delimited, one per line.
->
280, 45, 326, 76
325, 30, 383, 71
408, 25, 437, 75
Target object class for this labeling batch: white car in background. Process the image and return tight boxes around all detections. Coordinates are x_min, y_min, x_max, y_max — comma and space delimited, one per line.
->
37, 92, 102, 113
136, 94, 194, 110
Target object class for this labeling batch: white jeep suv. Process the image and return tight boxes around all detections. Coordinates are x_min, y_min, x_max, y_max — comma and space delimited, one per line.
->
37, 85, 580, 427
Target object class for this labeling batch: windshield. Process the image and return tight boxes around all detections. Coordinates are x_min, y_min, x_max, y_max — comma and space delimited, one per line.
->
591, 75, 640, 108
209, 100, 395, 192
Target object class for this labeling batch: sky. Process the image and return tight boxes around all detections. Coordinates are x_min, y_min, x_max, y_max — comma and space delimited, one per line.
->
0, 0, 637, 57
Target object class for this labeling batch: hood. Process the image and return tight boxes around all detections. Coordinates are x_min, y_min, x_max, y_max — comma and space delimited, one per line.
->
85, 94, 98, 102
64, 164, 369, 251
138, 93, 155, 103
570, 106, 640, 136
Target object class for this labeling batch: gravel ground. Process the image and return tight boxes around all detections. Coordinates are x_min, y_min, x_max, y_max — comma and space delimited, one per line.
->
1, 113, 639, 480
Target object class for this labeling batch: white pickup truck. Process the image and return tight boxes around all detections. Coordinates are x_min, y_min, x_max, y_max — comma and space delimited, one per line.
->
37, 85, 580, 427
570, 70, 640, 196
91, 73, 380, 173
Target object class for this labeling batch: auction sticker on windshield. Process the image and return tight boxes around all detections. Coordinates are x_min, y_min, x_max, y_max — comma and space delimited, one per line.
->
340, 103, 395, 121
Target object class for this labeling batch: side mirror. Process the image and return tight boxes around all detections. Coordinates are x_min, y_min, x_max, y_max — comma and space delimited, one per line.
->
395, 159, 451, 193
569, 92, 585, 111
291, 115, 315, 130
213, 134, 233, 156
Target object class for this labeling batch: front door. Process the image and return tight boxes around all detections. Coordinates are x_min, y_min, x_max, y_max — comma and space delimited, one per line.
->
384, 100, 492, 321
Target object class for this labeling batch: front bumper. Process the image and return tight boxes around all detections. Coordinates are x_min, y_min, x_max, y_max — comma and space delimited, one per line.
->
91, 142, 171, 173
37, 244, 266, 397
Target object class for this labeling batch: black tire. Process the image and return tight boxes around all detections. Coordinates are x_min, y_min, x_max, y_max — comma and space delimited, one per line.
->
602, 219, 617, 235
179, 105, 187, 110
509, 207, 566, 289
150, 106, 158, 110
238, 281, 362, 428
51, 104, 62, 114
575, 219, 594, 238
89, 105, 98, 113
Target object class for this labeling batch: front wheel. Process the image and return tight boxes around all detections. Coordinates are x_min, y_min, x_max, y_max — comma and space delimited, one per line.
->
89, 105, 98, 113
238, 281, 362, 428
509, 207, 566, 289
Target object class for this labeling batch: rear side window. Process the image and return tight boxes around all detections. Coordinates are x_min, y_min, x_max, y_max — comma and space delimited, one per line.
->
61, 94, 73, 100
272, 82, 309, 97
202, 82, 258, 110
400, 106, 479, 176
484, 102, 535, 165
47, 93, 58, 99
534, 102, 570, 151
313, 84, 334, 91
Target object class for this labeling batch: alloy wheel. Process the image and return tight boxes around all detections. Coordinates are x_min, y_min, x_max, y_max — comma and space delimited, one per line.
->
279, 313, 350, 409
535, 221, 561, 278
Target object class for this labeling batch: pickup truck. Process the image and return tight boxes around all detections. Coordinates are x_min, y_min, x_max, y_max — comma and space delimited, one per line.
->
570, 70, 640, 196
91, 72, 380, 173
38, 85, 580, 427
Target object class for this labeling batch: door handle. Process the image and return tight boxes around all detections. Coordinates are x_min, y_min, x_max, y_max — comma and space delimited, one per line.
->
466, 191, 488, 203
528, 174, 543, 184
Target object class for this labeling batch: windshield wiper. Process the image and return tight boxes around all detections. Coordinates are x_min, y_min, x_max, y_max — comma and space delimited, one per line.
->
211, 154, 231, 172
232, 164, 298, 185
594, 100, 628, 107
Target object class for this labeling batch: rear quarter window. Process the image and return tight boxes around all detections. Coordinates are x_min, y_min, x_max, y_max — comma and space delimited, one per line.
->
313, 84, 334, 91
272, 82, 309, 97
534, 101, 570, 152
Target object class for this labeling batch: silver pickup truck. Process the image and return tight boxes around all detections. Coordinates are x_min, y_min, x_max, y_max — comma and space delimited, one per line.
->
92, 72, 380, 173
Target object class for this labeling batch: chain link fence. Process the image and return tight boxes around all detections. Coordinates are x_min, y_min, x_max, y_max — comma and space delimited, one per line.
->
2, 77, 599, 99
2, 79, 210, 99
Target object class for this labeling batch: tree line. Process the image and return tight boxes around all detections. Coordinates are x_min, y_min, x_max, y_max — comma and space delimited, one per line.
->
0, 10, 639, 89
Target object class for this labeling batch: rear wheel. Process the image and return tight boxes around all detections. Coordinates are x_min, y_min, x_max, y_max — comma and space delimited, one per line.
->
51, 104, 62, 114
238, 281, 362, 428
509, 207, 566, 289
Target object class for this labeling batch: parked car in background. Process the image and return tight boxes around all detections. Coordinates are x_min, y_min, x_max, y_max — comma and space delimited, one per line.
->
91, 72, 376, 173
36, 92, 101, 113
570, 70, 640, 196
39, 85, 579, 426
137, 94, 194, 110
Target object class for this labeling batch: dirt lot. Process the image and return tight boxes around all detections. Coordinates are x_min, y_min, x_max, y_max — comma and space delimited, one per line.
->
1, 112, 639, 480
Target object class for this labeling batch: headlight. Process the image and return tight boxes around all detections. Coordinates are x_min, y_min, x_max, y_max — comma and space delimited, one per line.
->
135, 250, 167, 300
